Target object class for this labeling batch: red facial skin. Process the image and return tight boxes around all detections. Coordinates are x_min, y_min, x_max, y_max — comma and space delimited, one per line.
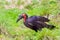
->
22, 14, 27, 22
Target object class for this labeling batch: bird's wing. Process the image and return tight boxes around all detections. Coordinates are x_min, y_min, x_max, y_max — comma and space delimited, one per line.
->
33, 21, 49, 29
35, 21, 55, 29
26, 16, 49, 27
36, 16, 50, 22
27, 21, 46, 29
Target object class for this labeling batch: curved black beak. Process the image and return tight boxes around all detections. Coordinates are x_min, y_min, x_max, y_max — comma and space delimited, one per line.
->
16, 15, 23, 23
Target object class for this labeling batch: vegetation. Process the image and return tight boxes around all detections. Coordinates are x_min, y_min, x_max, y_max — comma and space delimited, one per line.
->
0, 0, 60, 40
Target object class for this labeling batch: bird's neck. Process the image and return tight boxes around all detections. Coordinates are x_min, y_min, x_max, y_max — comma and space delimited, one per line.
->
23, 16, 28, 22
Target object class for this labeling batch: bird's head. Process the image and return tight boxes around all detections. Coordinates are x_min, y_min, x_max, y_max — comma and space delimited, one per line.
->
16, 13, 28, 22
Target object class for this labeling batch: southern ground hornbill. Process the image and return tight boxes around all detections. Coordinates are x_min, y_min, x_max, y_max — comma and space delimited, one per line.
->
16, 13, 55, 32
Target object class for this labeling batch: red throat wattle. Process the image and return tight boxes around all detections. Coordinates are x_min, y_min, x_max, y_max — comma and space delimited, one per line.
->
22, 14, 26, 22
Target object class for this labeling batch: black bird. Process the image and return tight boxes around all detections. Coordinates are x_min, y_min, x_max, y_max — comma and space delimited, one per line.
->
16, 13, 55, 32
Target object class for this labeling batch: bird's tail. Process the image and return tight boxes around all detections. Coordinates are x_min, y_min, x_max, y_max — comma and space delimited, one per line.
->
47, 25, 55, 29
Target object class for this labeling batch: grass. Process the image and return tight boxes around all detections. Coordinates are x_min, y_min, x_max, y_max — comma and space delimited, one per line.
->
0, 0, 60, 40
